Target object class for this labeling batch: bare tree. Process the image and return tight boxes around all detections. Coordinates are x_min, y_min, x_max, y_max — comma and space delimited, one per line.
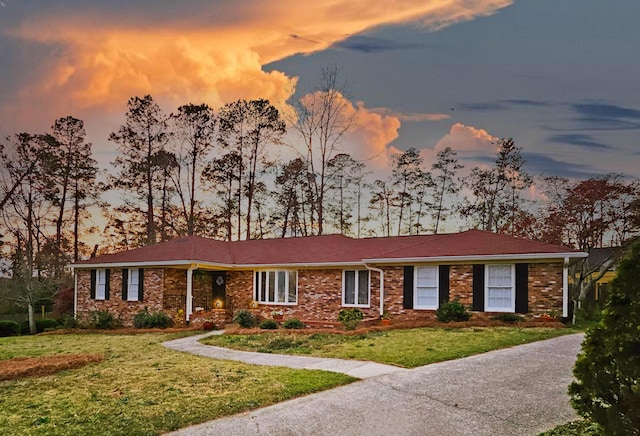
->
110, 95, 170, 246
430, 146, 463, 234
292, 65, 357, 234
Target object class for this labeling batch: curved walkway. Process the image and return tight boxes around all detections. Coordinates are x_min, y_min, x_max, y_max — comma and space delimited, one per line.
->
162, 330, 406, 379
164, 332, 584, 436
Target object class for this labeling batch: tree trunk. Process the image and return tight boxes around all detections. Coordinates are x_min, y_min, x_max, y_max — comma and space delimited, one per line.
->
28, 302, 36, 335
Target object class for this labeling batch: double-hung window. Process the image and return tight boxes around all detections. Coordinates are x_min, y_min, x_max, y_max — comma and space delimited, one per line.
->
95, 269, 107, 300
255, 270, 297, 304
414, 266, 438, 309
127, 268, 139, 301
342, 270, 370, 307
485, 264, 515, 312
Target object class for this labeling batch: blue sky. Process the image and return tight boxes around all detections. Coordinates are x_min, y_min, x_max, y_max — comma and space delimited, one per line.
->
0, 0, 638, 180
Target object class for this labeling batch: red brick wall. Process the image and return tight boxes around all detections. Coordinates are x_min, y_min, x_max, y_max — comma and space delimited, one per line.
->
76, 262, 565, 326
75, 268, 164, 326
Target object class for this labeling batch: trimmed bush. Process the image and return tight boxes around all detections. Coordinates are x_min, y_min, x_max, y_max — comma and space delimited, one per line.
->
435, 300, 471, 323
133, 309, 174, 329
0, 320, 21, 337
36, 318, 59, 332
338, 308, 363, 330
233, 309, 256, 328
569, 242, 640, 434
491, 313, 524, 323
88, 310, 122, 329
259, 319, 278, 330
282, 318, 305, 329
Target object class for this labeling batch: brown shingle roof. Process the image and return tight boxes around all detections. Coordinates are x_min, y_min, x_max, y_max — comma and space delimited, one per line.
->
73, 229, 584, 268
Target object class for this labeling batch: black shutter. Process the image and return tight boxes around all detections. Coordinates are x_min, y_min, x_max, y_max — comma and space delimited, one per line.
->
105, 269, 111, 300
121, 269, 128, 301
515, 263, 529, 314
403, 266, 414, 309
138, 269, 144, 301
90, 269, 96, 299
438, 265, 450, 304
472, 264, 485, 311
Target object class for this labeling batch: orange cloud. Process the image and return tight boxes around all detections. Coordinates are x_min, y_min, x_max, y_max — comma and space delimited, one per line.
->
2, 0, 512, 128
433, 122, 498, 153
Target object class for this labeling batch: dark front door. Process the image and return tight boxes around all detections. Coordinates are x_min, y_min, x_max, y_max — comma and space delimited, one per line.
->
211, 271, 227, 309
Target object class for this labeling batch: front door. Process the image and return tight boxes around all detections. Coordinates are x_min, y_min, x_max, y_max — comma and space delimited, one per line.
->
211, 271, 226, 309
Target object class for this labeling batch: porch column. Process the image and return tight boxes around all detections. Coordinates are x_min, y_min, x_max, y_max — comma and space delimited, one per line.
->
186, 265, 196, 322
562, 257, 569, 318
365, 265, 384, 317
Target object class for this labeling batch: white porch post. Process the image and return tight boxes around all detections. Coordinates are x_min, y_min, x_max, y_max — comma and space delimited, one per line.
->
365, 265, 385, 317
73, 268, 78, 319
186, 265, 196, 322
562, 257, 569, 318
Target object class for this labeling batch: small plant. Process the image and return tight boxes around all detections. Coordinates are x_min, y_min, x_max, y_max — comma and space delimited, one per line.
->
202, 321, 216, 331
381, 311, 392, 320
259, 319, 278, 330
36, 318, 59, 332
491, 313, 524, 323
283, 318, 305, 329
233, 309, 256, 328
0, 320, 21, 337
270, 310, 284, 318
338, 308, 364, 330
435, 300, 471, 323
133, 309, 174, 329
88, 310, 122, 329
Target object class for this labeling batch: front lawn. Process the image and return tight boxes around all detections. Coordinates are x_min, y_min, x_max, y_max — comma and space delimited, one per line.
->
201, 326, 574, 368
0, 332, 354, 435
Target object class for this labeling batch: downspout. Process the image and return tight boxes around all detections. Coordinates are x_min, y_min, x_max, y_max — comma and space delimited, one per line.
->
365, 264, 384, 317
562, 257, 569, 319
186, 264, 196, 323
73, 268, 77, 320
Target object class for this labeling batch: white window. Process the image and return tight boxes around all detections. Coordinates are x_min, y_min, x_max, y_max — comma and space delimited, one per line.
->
96, 269, 106, 300
127, 269, 139, 301
343, 270, 370, 307
485, 264, 515, 312
254, 270, 297, 304
415, 266, 438, 309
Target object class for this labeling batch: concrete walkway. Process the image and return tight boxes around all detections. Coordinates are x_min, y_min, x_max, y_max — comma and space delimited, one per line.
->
162, 330, 406, 379
164, 332, 584, 436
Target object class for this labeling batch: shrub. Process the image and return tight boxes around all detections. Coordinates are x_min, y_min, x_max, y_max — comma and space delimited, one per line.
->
259, 319, 278, 330
133, 309, 174, 329
338, 308, 364, 330
202, 321, 216, 331
569, 242, 640, 434
60, 314, 79, 329
88, 310, 122, 329
233, 309, 256, 328
491, 313, 524, 323
282, 318, 305, 329
435, 300, 471, 323
0, 320, 21, 337
36, 318, 59, 332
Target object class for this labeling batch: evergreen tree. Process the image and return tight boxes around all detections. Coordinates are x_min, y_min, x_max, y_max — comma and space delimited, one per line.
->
569, 241, 640, 434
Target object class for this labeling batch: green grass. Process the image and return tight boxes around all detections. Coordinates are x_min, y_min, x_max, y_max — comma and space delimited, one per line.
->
539, 419, 603, 435
0, 332, 354, 435
202, 327, 575, 368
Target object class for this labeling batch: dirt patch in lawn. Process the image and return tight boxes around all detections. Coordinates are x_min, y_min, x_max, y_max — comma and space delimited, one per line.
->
0, 354, 104, 381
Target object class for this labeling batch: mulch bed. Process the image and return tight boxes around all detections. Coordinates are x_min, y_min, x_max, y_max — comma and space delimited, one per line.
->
0, 354, 104, 381
223, 318, 566, 336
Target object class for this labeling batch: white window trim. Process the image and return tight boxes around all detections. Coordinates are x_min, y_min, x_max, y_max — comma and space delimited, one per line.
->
485, 264, 516, 313
341, 269, 371, 308
127, 268, 139, 301
253, 270, 298, 305
95, 269, 106, 300
414, 266, 439, 310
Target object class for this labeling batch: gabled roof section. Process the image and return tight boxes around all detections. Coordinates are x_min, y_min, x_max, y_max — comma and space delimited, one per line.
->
71, 229, 585, 268
362, 229, 583, 262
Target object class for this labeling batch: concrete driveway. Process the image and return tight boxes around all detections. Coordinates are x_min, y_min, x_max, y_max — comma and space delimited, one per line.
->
168, 333, 583, 436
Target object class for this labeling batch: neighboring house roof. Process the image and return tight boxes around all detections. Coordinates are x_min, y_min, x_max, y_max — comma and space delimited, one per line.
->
585, 246, 620, 271
71, 229, 586, 269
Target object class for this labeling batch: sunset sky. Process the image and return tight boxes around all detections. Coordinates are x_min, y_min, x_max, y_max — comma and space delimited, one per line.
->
1, 0, 638, 180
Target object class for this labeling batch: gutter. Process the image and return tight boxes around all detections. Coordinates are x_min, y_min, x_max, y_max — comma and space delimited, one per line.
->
364, 264, 384, 318
73, 267, 77, 320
